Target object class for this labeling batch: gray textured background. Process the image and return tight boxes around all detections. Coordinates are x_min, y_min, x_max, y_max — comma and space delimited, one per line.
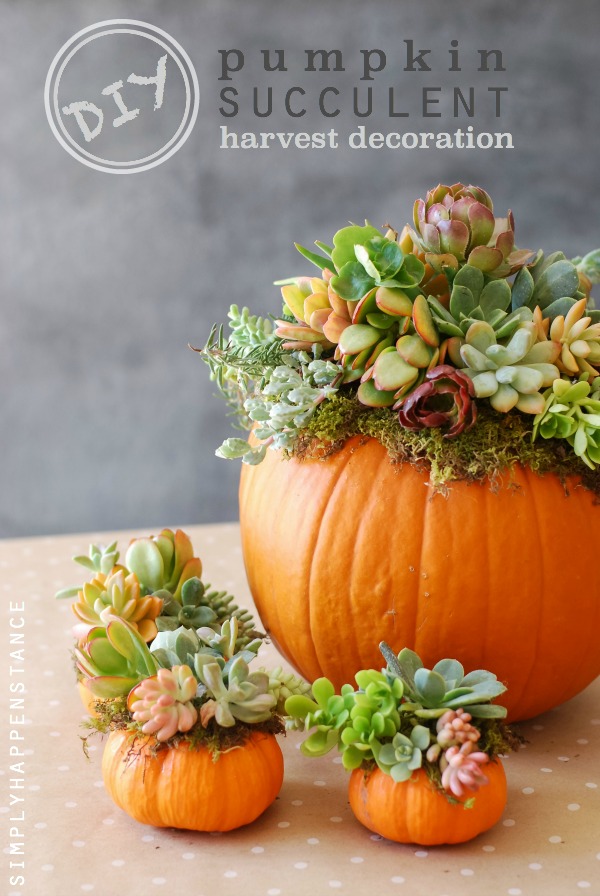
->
2, 0, 599, 537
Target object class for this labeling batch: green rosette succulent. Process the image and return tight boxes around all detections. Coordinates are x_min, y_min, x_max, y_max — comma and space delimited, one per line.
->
75, 618, 159, 699
197, 657, 276, 727
511, 250, 590, 322
459, 321, 560, 414
533, 375, 600, 469
374, 725, 430, 782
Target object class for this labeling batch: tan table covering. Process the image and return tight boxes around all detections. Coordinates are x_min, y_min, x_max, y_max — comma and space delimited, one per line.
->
1, 523, 599, 896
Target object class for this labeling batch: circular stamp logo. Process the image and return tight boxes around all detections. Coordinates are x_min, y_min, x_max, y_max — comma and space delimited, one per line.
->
44, 19, 200, 174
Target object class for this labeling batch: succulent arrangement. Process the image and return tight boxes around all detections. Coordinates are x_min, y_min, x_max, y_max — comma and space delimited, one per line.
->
201, 183, 600, 483
57, 528, 309, 745
285, 642, 512, 801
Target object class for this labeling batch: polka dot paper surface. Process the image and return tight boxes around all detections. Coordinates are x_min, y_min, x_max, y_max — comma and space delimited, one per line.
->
1, 524, 599, 896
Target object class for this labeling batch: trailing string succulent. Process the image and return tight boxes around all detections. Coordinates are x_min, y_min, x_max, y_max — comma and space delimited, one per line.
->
202, 183, 600, 481
285, 643, 512, 800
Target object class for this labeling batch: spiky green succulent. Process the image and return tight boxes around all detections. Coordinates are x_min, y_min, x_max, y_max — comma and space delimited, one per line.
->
154, 576, 260, 648
459, 321, 560, 414
533, 375, 600, 469
380, 644, 507, 720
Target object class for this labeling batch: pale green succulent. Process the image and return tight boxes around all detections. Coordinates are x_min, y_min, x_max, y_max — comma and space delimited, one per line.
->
533, 376, 600, 468
429, 264, 532, 355
374, 725, 430, 782
125, 529, 202, 599
511, 251, 590, 321
197, 657, 276, 727
380, 644, 507, 720
55, 542, 122, 600
75, 618, 159, 699
259, 666, 313, 714
285, 678, 355, 754
459, 321, 560, 413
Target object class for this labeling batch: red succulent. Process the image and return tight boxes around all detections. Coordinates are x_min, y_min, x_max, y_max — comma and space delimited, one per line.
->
397, 365, 477, 438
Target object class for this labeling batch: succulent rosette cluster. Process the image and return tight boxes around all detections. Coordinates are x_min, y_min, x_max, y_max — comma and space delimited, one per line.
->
285, 643, 512, 800
203, 182, 600, 471
58, 529, 311, 746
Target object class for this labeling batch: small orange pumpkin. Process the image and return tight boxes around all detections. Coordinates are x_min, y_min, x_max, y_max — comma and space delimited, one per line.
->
102, 729, 283, 831
348, 760, 507, 845
239, 435, 600, 721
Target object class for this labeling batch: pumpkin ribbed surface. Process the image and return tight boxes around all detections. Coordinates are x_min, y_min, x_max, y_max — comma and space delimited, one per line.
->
102, 730, 283, 831
239, 435, 600, 721
348, 762, 507, 845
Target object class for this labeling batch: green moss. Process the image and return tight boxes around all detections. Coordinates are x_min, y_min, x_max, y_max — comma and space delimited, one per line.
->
80, 696, 284, 759
293, 392, 600, 496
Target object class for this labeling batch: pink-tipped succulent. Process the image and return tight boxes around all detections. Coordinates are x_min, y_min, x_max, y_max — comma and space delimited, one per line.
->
440, 743, 490, 798
396, 365, 477, 437
72, 569, 163, 643
128, 665, 199, 741
435, 708, 481, 748
410, 183, 531, 278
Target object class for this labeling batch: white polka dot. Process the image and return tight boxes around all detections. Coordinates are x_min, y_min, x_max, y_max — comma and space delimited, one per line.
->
329, 883, 342, 889
251, 847, 264, 854
307, 838, 319, 845
350, 857, 364, 863
41, 864, 54, 871
461, 869, 474, 877
49, 731, 61, 737
558, 756, 570, 762
65, 802, 77, 808
142, 835, 154, 842
49, 700, 60, 707
585, 782, 598, 789
267, 890, 281, 896
370, 834, 382, 841
529, 863, 542, 870
391, 878, 405, 885
508, 889, 521, 896
415, 850, 428, 858
577, 739, 589, 745
111, 860, 125, 867
549, 835, 562, 843
34, 822, 47, 830
102, 818, 115, 825
503, 818, 516, 827
482, 845, 495, 852
591, 719, 600, 725
28, 785, 40, 792
81, 886, 94, 893
568, 803, 581, 811
43, 670, 54, 677
224, 871, 237, 879
277, 821, 290, 828
578, 884, 591, 890
151, 880, 166, 886
330, 816, 343, 823
332, 756, 343, 764
72, 840, 85, 847
540, 767, 552, 773
291, 799, 303, 806
58, 765, 69, 772
294, 862, 308, 869
313, 780, 326, 787
522, 787, 535, 794
93, 781, 104, 788
182, 853, 194, 860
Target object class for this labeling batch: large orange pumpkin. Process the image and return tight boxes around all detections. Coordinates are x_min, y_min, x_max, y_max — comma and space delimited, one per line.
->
102, 729, 283, 831
348, 761, 507, 845
239, 435, 600, 721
